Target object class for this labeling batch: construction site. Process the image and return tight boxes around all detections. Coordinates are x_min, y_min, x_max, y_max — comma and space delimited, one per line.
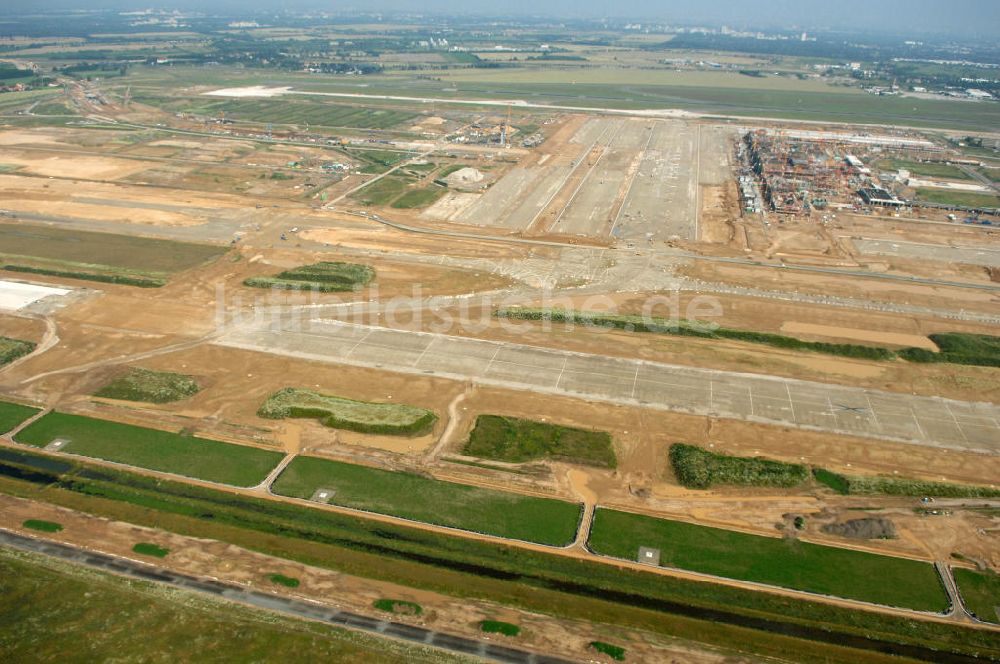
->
1, 59, 1000, 664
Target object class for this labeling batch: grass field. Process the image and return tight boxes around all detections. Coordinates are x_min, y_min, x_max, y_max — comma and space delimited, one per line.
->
244, 261, 375, 293
953, 568, 1000, 624
182, 98, 416, 130
0, 401, 39, 434
669, 443, 809, 489
463, 415, 616, 468
390, 187, 446, 209
914, 188, 1000, 209
876, 159, 973, 181
0, 223, 226, 276
0, 549, 456, 664
352, 174, 413, 205
480, 620, 520, 637
271, 456, 581, 545
373, 598, 423, 616
588, 508, 948, 611
0, 337, 36, 367
94, 367, 200, 403
258, 388, 436, 436
15, 412, 282, 487
2, 448, 997, 662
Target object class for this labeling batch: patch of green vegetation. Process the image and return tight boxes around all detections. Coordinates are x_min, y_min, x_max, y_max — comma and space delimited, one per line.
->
2, 264, 166, 288
953, 568, 1000, 624
132, 542, 169, 558
186, 99, 416, 130
271, 456, 581, 545
15, 412, 283, 487
463, 415, 616, 468
373, 598, 423, 615
390, 187, 445, 209
0, 549, 465, 664
22, 519, 62, 533
269, 573, 300, 588
914, 188, 1000, 209
588, 508, 948, 611
480, 620, 520, 636
258, 388, 435, 436
352, 174, 412, 205
270, 171, 294, 180
0, 400, 40, 434
94, 367, 200, 404
876, 159, 973, 181
812, 468, 851, 494
899, 332, 1000, 368
245, 261, 374, 293
1, 447, 997, 661
494, 309, 897, 361
812, 468, 1000, 498
669, 443, 809, 489
0, 223, 225, 275
590, 641, 626, 660
0, 337, 35, 367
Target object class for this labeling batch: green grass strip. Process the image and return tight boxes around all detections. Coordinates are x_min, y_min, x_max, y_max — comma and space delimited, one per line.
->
0, 400, 40, 434
15, 412, 283, 487
588, 508, 948, 611
953, 568, 1000, 624
271, 456, 581, 546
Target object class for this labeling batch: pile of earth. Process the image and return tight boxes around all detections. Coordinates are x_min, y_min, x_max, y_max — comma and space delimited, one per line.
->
445, 167, 484, 187
821, 517, 896, 540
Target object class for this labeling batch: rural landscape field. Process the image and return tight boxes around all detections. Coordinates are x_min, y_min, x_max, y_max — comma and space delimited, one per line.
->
1, 2, 999, 662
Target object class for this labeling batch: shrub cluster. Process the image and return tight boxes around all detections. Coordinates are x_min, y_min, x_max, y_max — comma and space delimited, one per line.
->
244, 261, 375, 292
0, 337, 36, 366
669, 443, 809, 490
4, 264, 165, 288
813, 468, 1000, 498
258, 388, 437, 436
94, 367, 200, 404
899, 333, 1000, 368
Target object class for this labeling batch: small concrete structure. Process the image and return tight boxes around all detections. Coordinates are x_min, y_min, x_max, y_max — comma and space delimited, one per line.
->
310, 488, 336, 503
638, 546, 661, 566
45, 438, 70, 452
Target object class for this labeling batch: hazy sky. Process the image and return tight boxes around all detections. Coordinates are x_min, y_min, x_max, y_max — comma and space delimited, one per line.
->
4, 0, 999, 36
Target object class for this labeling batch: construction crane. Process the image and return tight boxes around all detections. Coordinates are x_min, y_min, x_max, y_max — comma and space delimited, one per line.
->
500, 103, 512, 148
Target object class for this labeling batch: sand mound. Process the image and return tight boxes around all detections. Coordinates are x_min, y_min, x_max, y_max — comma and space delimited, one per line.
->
445, 167, 484, 186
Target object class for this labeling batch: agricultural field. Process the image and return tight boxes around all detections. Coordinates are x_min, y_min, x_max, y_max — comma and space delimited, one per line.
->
0, 223, 226, 285
258, 388, 436, 435
588, 509, 949, 611
244, 261, 375, 293
0, 401, 40, 434
953, 568, 1000, 624
94, 367, 200, 404
271, 455, 581, 545
668, 443, 809, 489
15, 412, 282, 487
0, 549, 455, 664
0, 337, 35, 367
463, 415, 616, 468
